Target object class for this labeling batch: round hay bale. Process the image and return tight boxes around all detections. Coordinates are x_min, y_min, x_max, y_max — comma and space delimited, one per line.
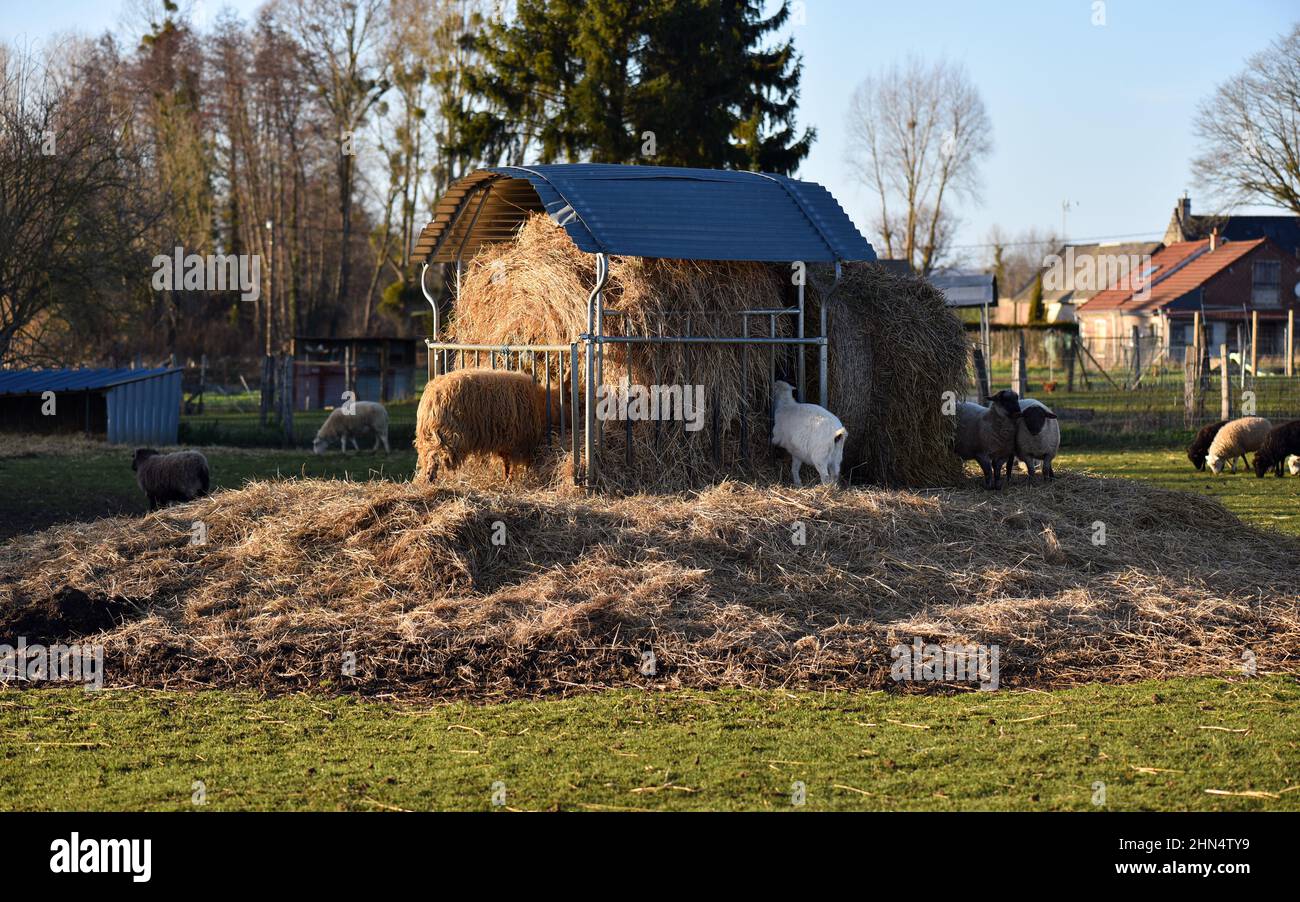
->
811, 264, 970, 486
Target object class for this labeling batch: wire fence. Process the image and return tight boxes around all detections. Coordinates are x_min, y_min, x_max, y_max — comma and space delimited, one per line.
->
972, 328, 1300, 439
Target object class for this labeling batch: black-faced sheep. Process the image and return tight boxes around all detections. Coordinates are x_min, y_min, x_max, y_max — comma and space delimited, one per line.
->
1253, 419, 1300, 478
312, 401, 390, 454
1206, 416, 1272, 474
1015, 398, 1060, 479
1186, 419, 1228, 471
415, 368, 554, 482
954, 389, 1021, 490
132, 449, 210, 511
771, 380, 847, 487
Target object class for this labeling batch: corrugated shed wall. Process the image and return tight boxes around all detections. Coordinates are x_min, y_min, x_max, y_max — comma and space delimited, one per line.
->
106, 370, 181, 445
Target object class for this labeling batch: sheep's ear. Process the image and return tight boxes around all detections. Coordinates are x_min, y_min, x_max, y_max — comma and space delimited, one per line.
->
1045, 411, 1057, 419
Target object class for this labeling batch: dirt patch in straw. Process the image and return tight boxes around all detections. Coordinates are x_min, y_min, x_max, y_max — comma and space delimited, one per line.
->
2, 473, 1296, 699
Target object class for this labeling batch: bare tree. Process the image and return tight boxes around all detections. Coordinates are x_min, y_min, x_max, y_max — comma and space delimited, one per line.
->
1193, 23, 1300, 214
0, 41, 158, 365
845, 57, 992, 275
280, 0, 390, 315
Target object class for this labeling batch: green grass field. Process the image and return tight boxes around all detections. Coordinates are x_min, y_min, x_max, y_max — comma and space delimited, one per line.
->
2, 438, 1297, 811
2, 678, 1296, 811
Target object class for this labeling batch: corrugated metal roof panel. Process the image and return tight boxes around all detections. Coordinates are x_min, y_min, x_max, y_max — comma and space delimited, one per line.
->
413, 164, 876, 264
0, 367, 179, 397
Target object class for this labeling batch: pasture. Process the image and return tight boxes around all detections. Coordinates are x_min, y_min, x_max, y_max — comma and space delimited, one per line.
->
2, 433, 1298, 811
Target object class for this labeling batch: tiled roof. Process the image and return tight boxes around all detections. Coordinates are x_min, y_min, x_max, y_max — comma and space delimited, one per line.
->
1077, 239, 1264, 313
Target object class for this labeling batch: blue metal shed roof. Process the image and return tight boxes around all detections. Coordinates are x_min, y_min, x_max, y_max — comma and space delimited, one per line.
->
412, 164, 876, 265
0, 367, 179, 397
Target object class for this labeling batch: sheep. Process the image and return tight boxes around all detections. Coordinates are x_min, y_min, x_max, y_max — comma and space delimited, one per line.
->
1186, 419, 1229, 471
1290, 455, 1300, 477
415, 368, 555, 481
131, 449, 210, 511
312, 400, 390, 454
1206, 416, 1272, 474
1252, 420, 1300, 478
770, 380, 847, 487
954, 389, 1021, 490
1015, 398, 1060, 480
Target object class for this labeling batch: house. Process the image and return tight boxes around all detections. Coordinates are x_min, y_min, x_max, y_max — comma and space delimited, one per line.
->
994, 241, 1162, 325
1164, 195, 1300, 258
1075, 235, 1299, 367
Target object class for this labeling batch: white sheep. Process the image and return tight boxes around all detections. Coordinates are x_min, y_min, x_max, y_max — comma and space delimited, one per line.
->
1206, 416, 1271, 474
954, 390, 1021, 490
132, 449, 210, 511
1015, 398, 1060, 480
312, 400, 390, 454
771, 380, 847, 487
1289, 455, 1300, 477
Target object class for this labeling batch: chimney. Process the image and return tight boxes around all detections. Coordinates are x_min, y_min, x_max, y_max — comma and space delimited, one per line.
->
1179, 195, 1191, 223
1209, 227, 1218, 252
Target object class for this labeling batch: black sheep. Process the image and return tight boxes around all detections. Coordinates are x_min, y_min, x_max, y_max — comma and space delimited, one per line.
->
1253, 420, 1300, 478
1187, 419, 1228, 471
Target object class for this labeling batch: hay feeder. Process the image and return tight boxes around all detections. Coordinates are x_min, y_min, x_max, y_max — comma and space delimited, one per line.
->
413, 164, 963, 488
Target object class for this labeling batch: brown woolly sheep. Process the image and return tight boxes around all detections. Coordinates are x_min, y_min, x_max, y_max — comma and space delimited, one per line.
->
415, 369, 556, 482
132, 449, 210, 511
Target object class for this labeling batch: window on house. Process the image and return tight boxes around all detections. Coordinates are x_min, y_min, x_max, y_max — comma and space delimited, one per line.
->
1252, 260, 1281, 307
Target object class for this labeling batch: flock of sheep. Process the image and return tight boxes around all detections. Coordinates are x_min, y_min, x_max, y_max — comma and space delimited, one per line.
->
126, 367, 1076, 508
1186, 416, 1300, 478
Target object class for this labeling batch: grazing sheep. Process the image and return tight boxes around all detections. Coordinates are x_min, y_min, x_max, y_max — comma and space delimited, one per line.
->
415, 368, 555, 481
312, 400, 390, 454
1252, 420, 1300, 478
954, 390, 1021, 490
1187, 419, 1229, 471
1290, 455, 1300, 477
771, 380, 847, 487
1015, 398, 1060, 480
132, 449, 210, 511
1206, 416, 1272, 474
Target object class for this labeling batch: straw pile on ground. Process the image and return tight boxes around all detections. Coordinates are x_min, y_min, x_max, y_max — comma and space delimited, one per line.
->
3, 473, 1296, 699
450, 214, 968, 488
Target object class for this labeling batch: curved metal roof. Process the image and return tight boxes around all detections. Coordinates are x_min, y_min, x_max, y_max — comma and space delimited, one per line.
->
412, 164, 876, 265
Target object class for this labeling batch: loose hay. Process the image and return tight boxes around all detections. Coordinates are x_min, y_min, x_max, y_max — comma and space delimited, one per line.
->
448, 214, 967, 489
2, 474, 1296, 699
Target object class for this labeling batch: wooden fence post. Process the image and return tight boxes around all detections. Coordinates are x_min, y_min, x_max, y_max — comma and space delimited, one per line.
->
1066, 333, 1076, 392
1131, 325, 1141, 386
1220, 343, 1232, 421
972, 346, 991, 401
1288, 308, 1295, 378
1012, 332, 1028, 396
1250, 310, 1259, 381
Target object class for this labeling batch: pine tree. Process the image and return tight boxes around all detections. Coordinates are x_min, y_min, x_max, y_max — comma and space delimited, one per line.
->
456, 0, 814, 174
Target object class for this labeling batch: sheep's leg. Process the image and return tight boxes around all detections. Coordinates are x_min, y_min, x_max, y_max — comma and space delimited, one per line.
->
976, 454, 994, 489
500, 453, 512, 481
815, 461, 832, 486
1043, 455, 1055, 480
382, 434, 390, 454
1023, 456, 1037, 480
790, 457, 804, 488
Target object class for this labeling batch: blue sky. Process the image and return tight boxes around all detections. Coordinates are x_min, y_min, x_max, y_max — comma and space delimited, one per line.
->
4, 0, 1296, 264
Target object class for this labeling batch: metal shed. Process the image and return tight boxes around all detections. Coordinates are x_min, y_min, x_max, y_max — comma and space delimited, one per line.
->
412, 163, 877, 485
0, 367, 183, 445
